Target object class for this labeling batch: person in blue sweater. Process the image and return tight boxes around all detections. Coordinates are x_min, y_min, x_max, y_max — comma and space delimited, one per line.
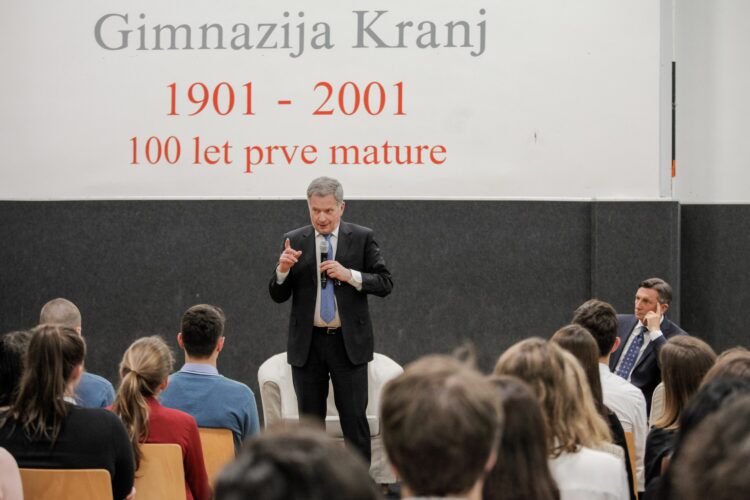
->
39, 298, 116, 408
161, 304, 260, 450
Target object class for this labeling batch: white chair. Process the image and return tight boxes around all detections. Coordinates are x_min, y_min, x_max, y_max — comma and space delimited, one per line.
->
258, 352, 403, 484
649, 382, 665, 427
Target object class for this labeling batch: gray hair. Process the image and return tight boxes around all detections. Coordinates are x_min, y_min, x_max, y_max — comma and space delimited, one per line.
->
307, 177, 344, 204
639, 278, 673, 305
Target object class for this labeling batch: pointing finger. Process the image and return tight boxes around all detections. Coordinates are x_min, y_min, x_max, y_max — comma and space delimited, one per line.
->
284, 238, 291, 250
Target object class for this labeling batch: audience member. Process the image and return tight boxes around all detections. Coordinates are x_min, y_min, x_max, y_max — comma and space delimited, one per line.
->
111, 336, 210, 500
161, 304, 260, 451
572, 299, 648, 491
643, 336, 715, 493
609, 279, 686, 413
551, 325, 636, 500
0, 447, 23, 500
482, 375, 560, 500
0, 325, 134, 500
381, 355, 502, 500
668, 394, 750, 500
0, 330, 31, 409
495, 338, 629, 500
39, 298, 115, 408
214, 424, 383, 500
701, 347, 750, 385
651, 378, 750, 500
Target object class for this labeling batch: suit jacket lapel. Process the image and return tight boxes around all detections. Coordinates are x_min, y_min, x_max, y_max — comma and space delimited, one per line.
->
301, 226, 316, 286
611, 316, 638, 368
336, 221, 352, 263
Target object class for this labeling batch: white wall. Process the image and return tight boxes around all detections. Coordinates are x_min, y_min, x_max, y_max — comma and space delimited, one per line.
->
674, 0, 750, 203
0, 0, 664, 200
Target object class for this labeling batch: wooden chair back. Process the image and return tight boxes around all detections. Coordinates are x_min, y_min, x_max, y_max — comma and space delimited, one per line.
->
198, 427, 235, 484
19, 468, 113, 500
624, 431, 638, 497
135, 443, 186, 500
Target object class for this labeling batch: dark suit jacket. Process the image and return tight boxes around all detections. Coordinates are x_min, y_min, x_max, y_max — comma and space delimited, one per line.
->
269, 221, 393, 367
609, 314, 687, 413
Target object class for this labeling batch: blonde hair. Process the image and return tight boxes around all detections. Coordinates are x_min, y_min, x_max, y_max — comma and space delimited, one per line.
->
111, 336, 174, 468
494, 337, 611, 457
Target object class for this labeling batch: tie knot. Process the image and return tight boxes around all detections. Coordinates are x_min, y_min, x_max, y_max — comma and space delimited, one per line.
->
639, 325, 649, 336
324, 234, 332, 242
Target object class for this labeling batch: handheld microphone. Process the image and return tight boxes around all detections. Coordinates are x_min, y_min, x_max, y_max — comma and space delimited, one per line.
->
320, 239, 329, 288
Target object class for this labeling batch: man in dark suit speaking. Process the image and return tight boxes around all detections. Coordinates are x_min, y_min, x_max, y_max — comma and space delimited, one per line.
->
269, 177, 393, 462
609, 277, 687, 414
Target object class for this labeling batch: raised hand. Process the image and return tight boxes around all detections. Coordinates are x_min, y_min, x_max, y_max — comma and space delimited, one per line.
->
278, 238, 302, 273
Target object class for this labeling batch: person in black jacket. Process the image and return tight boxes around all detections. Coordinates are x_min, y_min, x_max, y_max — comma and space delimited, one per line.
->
0, 324, 135, 500
269, 176, 393, 462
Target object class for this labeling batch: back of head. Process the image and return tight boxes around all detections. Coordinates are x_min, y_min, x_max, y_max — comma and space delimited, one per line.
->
483, 375, 560, 500
494, 338, 610, 456
702, 348, 750, 385
571, 299, 618, 357
381, 355, 502, 497
7, 325, 85, 442
670, 394, 750, 500
214, 424, 382, 500
39, 298, 82, 330
112, 336, 174, 468
655, 336, 717, 429
0, 330, 32, 407
181, 304, 225, 358
551, 324, 606, 417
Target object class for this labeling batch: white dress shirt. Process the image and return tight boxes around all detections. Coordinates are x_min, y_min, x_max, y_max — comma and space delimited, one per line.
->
614, 317, 664, 380
276, 224, 363, 327
600, 363, 648, 491
549, 446, 630, 500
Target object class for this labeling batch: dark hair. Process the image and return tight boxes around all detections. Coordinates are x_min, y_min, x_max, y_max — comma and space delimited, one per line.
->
654, 336, 716, 429
4, 325, 85, 442
381, 355, 502, 497
214, 424, 383, 500
39, 298, 82, 329
0, 330, 32, 407
180, 304, 225, 358
669, 395, 750, 500
483, 376, 560, 500
571, 299, 618, 356
638, 278, 672, 305
701, 348, 750, 385
550, 324, 607, 419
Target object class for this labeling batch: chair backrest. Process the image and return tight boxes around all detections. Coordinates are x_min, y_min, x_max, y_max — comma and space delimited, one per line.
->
258, 352, 404, 437
650, 382, 666, 427
198, 427, 235, 485
19, 468, 113, 500
135, 443, 186, 500
624, 431, 638, 496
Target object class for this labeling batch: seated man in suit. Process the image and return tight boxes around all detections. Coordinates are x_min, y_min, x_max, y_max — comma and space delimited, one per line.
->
381, 355, 502, 500
609, 278, 687, 414
39, 298, 115, 408
161, 304, 260, 451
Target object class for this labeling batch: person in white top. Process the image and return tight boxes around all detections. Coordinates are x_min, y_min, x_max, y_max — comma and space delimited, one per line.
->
0, 447, 23, 500
572, 299, 648, 492
495, 338, 629, 500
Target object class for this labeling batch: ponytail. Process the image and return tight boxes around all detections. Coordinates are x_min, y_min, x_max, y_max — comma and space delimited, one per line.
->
4, 325, 85, 442
111, 336, 174, 469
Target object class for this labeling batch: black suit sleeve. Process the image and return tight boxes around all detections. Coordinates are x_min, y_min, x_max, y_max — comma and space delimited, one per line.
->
359, 230, 393, 297
269, 236, 294, 303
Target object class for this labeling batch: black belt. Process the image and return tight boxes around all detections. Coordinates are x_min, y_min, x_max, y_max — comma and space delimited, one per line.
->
313, 326, 341, 335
